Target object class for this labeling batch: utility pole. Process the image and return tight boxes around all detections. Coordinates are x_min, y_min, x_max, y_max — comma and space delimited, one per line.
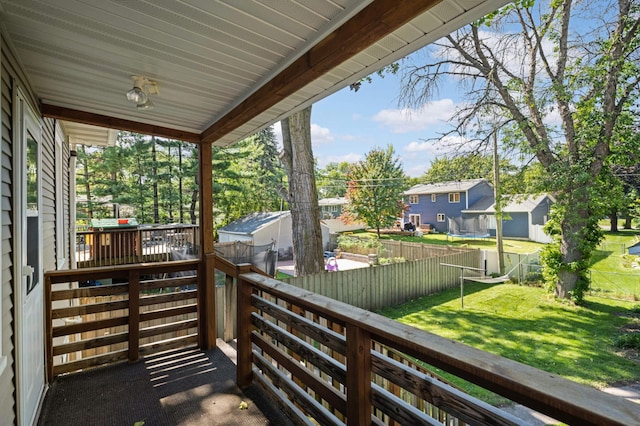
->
493, 129, 505, 274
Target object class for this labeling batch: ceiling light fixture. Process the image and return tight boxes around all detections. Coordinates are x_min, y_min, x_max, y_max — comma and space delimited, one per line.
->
126, 75, 158, 110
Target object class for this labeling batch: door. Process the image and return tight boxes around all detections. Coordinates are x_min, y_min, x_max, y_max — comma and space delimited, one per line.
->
409, 214, 421, 228
15, 90, 45, 426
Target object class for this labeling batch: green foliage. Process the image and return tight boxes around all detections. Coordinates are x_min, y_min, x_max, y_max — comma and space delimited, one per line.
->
337, 234, 382, 255
76, 127, 284, 227
342, 145, 408, 236
613, 333, 640, 350
378, 257, 406, 265
316, 161, 350, 198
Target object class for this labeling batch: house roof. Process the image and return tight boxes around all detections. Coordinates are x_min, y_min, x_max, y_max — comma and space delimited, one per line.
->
319, 197, 348, 206
0, 0, 509, 147
464, 194, 553, 214
404, 179, 489, 195
218, 211, 290, 236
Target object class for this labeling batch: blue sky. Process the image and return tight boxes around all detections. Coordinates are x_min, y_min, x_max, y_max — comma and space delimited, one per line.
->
275, 60, 463, 178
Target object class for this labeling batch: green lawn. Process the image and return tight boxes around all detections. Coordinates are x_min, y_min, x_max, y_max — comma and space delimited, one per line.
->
589, 229, 640, 299
378, 282, 640, 404
374, 229, 640, 405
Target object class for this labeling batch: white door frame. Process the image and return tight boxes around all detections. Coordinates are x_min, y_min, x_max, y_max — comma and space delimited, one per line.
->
14, 87, 45, 426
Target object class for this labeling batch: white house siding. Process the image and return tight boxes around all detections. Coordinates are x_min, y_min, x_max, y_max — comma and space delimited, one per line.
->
0, 29, 69, 424
0, 31, 18, 426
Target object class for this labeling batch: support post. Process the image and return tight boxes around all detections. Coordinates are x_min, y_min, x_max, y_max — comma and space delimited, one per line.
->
198, 141, 216, 349
346, 324, 371, 425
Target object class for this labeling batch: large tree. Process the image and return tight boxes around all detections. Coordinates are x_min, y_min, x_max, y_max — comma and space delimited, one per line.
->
401, 0, 640, 302
343, 145, 407, 237
280, 106, 325, 276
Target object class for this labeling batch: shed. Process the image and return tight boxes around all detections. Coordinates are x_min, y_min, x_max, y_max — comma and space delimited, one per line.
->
628, 242, 640, 255
218, 211, 330, 259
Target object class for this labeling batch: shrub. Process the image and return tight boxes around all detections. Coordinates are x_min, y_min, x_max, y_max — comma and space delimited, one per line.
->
614, 333, 640, 350
337, 234, 382, 255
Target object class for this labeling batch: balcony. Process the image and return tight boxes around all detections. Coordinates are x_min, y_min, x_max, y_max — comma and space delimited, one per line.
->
43, 256, 640, 425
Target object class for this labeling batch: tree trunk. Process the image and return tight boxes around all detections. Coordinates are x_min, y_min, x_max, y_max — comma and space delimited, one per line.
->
179, 143, 184, 223
625, 215, 632, 229
609, 211, 618, 232
281, 106, 325, 276
556, 189, 591, 298
80, 145, 93, 220
152, 137, 160, 224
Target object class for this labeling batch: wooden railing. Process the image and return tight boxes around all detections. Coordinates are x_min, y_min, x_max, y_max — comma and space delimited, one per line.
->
45, 255, 640, 425
236, 272, 640, 426
76, 224, 199, 268
45, 260, 199, 381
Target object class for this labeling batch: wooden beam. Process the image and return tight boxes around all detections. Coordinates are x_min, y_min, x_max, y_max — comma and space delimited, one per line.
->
200, 0, 440, 143
198, 141, 216, 349
41, 104, 201, 143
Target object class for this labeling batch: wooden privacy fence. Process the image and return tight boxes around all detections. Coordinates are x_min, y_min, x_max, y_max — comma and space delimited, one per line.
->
378, 240, 472, 260
283, 249, 481, 311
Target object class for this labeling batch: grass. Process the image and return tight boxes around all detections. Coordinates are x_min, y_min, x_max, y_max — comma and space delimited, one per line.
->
378, 282, 640, 404
373, 229, 640, 405
589, 229, 640, 299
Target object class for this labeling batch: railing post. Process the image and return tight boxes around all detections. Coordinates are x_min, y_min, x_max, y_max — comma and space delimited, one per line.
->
346, 324, 371, 425
236, 270, 253, 388
136, 228, 143, 263
223, 273, 236, 341
128, 269, 140, 362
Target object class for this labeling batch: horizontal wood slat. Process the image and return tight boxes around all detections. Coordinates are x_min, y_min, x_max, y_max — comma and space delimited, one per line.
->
52, 332, 129, 357
53, 350, 129, 376
52, 299, 129, 319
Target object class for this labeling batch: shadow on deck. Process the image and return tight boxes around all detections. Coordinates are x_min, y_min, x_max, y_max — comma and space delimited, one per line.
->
38, 340, 292, 426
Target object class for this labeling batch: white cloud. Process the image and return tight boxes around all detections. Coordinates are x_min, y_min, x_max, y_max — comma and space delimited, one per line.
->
311, 123, 334, 146
372, 100, 457, 133
316, 152, 362, 169
405, 164, 429, 178
403, 135, 464, 155
273, 121, 334, 148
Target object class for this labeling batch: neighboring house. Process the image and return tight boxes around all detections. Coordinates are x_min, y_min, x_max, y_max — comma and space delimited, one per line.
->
318, 197, 366, 233
404, 179, 494, 233
218, 211, 331, 259
319, 197, 348, 219
464, 194, 554, 243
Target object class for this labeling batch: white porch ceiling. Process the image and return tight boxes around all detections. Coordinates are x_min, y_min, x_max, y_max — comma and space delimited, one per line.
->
0, 0, 509, 147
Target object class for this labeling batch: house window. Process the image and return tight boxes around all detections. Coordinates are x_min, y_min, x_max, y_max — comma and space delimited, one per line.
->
449, 192, 460, 203
437, 213, 446, 222
408, 195, 419, 204
409, 214, 421, 227
431, 194, 436, 202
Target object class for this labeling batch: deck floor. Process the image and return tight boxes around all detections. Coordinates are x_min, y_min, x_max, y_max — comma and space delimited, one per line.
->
38, 342, 292, 426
